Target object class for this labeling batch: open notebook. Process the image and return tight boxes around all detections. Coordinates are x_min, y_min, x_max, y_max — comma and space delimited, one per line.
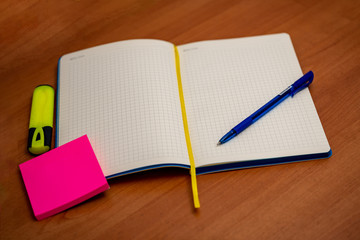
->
56, 33, 331, 179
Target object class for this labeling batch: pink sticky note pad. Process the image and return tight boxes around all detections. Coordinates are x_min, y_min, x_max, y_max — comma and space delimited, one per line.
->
19, 135, 109, 220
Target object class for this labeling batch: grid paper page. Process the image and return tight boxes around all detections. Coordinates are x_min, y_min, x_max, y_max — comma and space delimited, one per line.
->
58, 40, 189, 177
178, 33, 330, 167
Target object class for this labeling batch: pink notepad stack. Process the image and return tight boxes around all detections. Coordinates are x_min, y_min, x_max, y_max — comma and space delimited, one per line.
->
19, 135, 109, 220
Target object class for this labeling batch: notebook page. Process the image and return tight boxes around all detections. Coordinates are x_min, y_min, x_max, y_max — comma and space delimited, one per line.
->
178, 34, 330, 167
58, 40, 189, 177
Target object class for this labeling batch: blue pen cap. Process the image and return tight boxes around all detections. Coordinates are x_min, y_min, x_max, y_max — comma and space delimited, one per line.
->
291, 71, 314, 97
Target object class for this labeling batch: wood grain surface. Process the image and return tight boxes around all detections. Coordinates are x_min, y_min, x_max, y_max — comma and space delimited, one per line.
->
1, 0, 359, 239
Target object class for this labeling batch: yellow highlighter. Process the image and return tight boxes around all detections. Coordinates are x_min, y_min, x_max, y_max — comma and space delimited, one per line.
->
28, 85, 55, 155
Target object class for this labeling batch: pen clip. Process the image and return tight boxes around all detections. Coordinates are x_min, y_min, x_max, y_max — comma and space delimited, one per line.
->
291, 71, 314, 97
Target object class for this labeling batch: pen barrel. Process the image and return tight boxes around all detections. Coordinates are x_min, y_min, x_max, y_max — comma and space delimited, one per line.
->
233, 117, 253, 133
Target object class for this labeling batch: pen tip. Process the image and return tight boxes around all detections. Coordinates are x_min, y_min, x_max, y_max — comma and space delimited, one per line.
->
217, 142, 222, 146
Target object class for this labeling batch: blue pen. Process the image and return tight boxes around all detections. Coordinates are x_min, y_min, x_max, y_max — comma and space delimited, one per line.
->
218, 71, 314, 145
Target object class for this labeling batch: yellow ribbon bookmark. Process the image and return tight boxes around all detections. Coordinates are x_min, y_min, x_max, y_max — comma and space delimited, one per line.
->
174, 45, 200, 208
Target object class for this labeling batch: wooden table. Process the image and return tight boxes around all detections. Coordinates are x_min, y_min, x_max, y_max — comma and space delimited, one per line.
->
1, 0, 359, 239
